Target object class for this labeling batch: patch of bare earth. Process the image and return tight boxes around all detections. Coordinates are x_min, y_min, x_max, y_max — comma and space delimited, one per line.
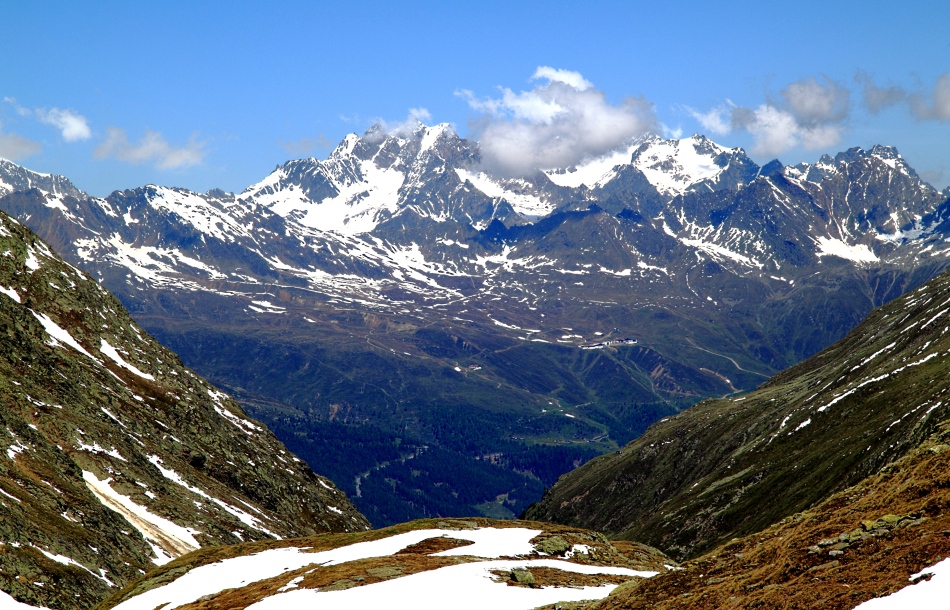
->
175, 555, 470, 610
491, 567, 632, 588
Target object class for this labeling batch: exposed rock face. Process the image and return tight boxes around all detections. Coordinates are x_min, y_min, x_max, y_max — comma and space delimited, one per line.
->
0, 210, 368, 609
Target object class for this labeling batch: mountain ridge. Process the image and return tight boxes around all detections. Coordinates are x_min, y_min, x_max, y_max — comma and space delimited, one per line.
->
3, 127, 950, 524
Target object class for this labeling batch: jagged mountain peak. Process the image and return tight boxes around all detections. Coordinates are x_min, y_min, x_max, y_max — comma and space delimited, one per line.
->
542, 133, 756, 197
626, 133, 759, 197
824, 144, 916, 177
0, 158, 83, 200
338, 121, 461, 162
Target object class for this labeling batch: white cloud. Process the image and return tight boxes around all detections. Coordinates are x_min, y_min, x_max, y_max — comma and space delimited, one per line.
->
687, 105, 732, 135
95, 128, 206, 169
731, 105, 801, 157
780, 77, 850, 124
730, 104, 844, 157
3, 97, 31, 117
3, 98, 91, 142
35, 108, 91, 142
531, 66, 593, 91
689, 77, 849, 157
661, 123, 683, 139
458, 68, 657, 176
0, 121, 42, 161
911, 72, 950, 122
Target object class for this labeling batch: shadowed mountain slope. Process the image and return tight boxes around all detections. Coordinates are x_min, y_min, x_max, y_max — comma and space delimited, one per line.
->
527, 265, 950, 560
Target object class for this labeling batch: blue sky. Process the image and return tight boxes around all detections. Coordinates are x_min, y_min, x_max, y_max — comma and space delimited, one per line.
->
1, 0, 949, 196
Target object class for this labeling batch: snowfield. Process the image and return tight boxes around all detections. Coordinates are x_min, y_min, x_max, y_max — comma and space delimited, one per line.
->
110, 526, 656, 610
246, 559, 649, 610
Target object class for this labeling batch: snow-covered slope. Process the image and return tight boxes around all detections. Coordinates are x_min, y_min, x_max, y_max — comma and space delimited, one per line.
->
544, 134, 759, 197
100, 519, 668, 610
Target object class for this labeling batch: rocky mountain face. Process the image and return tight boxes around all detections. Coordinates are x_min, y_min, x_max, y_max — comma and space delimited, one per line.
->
526, 263, 950, 561
0, 210, 367, 610
2, 125, 949, 525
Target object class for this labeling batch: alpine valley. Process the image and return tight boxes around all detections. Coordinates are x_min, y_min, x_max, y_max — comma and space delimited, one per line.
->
3, 125, 950, 525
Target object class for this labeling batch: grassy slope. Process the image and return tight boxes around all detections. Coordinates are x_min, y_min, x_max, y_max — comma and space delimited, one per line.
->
527, 266, 950, 560
586, 415, 950, 609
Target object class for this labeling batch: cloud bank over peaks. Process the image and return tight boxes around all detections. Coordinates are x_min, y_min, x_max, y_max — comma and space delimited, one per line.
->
690, 76, 850, 157
458, 67, 658, 176
94, 128, 206, 169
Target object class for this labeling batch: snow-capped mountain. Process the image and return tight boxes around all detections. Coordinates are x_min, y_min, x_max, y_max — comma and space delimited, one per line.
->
2, 125, 949, 527
545, 134, 758, 196
0, 158, 82, 200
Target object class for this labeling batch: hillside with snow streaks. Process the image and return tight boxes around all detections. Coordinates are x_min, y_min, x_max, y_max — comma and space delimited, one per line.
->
527, 262, 950, 559
0, 208, 367, 610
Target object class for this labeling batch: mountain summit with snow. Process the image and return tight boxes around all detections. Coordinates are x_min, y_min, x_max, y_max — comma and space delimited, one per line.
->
1, 126, 949, 526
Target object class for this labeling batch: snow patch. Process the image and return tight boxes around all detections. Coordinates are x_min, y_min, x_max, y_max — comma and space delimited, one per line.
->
0, 286, 20, 303
147, 455, 279, 538
246, 559, 651, 610
213, 405, 262, 434
110, 527, 538, 609
0, 590, 51, 610
456, 169, 554, 217
30, 311, 98, 362
100, 339, 155, 380
815, 236, 879, 264
544, 145, 635, 189
854, 555, 950, 609
82, 471, 200, 565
